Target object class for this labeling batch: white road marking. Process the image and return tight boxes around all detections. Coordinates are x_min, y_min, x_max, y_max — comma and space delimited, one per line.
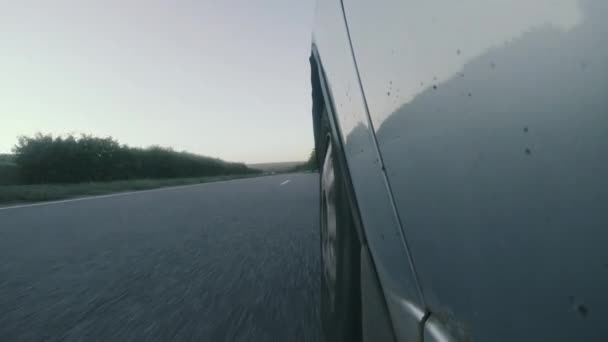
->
0, 178, 243, 211
280, 180, 291, 186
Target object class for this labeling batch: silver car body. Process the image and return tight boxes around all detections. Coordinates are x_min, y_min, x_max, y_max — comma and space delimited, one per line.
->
312, 0, 608, 340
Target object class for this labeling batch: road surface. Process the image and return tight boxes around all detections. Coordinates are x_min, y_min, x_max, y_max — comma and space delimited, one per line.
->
0, 173, 320, 341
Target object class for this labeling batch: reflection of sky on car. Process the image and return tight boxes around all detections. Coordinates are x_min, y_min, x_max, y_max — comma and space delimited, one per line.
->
345, 0, 582, 127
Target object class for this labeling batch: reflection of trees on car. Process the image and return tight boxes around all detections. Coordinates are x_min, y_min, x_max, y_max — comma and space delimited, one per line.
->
324, 0, 608, 340
376, 0, 607, 145
356, 1, 608, 341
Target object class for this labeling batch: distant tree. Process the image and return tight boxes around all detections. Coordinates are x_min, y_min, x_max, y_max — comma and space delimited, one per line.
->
12, 133, 259, 184
307, 149, 317, 169
290, 149, 318, 172
0, 153, 16, 165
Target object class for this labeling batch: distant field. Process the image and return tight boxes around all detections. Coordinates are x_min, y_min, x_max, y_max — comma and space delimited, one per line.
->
248, 161, 304, 173
0, 174, 258, 205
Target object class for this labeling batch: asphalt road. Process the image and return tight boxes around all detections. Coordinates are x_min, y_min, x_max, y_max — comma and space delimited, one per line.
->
0, 173, 320, 341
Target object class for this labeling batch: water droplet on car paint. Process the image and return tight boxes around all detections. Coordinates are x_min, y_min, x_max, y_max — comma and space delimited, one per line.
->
420, 82, 424, 86
457, 49, 461, 55
525, 148, 531, 155
387, 92, 391, 96
575, 304, 589, 318
568, 296, 589, 318
524, 127, 529, 133
490, 62, 496, 69
468, 93, 472, 97
433, 85, 438, 90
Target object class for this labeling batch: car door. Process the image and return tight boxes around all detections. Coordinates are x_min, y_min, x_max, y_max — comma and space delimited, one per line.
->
342, 0, 608, 340
312, 0, 427, 340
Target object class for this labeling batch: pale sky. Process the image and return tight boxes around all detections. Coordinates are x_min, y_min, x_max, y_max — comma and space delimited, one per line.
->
0, 0, 316, 164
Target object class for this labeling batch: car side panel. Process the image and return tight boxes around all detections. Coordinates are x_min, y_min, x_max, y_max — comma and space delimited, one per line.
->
343, 0, 608, 340
312, 0, 426, 340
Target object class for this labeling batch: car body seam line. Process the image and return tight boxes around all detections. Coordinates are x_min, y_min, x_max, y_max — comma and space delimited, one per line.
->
339, 0, 426, 307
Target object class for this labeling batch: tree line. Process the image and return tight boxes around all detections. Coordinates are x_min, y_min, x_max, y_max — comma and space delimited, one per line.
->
290, 149, 317, 172
0, 154, 19, 185
10, 134, 258, 184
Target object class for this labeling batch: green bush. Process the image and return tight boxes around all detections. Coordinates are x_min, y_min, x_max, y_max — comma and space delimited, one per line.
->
12, 133, 259, 184
0, 154, 15, 164
0, 163, 20, 185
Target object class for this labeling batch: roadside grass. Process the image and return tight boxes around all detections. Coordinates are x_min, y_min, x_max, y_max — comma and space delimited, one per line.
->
0, 174, 259, 205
